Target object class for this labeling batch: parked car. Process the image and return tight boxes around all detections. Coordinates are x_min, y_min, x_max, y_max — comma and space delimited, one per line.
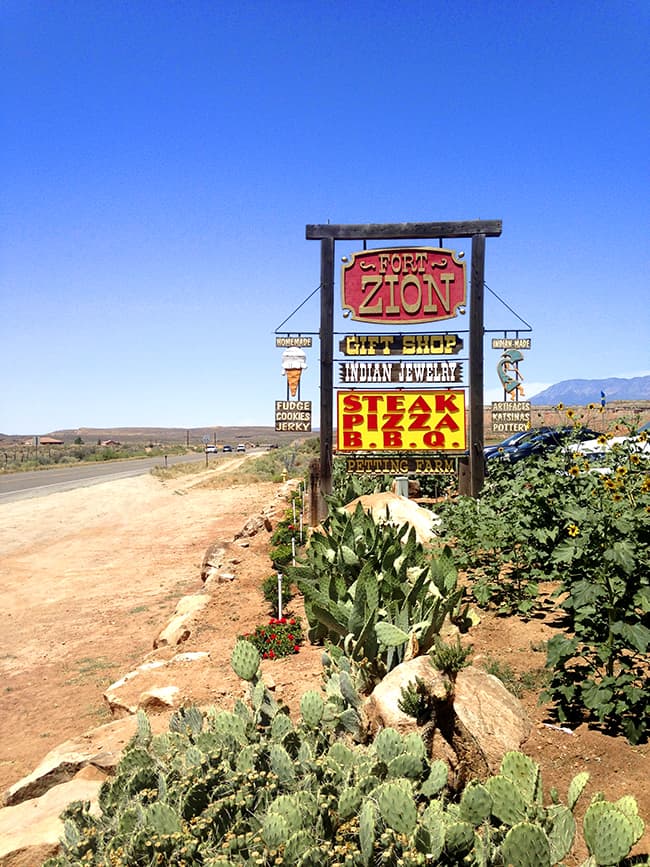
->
205, 444, 218, 454
484, 427, 552, 461
222, 444, 233, 453
236, 444, 246, 453
568, 420, 650, 463
489, 426, 602, 464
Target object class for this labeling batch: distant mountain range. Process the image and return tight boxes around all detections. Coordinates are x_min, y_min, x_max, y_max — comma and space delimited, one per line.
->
530, 375, 650, 406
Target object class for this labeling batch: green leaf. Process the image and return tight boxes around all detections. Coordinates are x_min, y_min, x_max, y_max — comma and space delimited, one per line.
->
614, 621, 650, 653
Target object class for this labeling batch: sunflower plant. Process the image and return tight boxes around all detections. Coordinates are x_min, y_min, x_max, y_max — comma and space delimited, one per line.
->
544, 456, 650, 743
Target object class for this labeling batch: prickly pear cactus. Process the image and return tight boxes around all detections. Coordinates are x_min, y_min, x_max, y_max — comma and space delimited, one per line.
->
444, 819, 476, 859
300, 690, 324, 727
269, 743, 296, 785
374, 727, 404, 763
501, 821, 551, 867
546, 804, 576, 864
261, 812, 288, 848
358, 798, 377, 866
420, 758, 448, 797
485, 774, 528, 826
459, 781, 492, 826
501, 750, 542, 804
230, 639, 260, 681
583, 800, 643, 865
377, 780, 418, 836
567, 770, 590, 810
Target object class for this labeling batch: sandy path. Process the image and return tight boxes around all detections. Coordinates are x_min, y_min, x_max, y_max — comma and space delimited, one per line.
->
0, 465, 270, 791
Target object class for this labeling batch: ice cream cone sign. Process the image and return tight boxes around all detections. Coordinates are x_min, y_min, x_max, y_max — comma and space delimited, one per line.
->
281, 347, 307, 398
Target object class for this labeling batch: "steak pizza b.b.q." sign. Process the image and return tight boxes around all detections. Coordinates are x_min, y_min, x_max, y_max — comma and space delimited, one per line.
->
337, 390, 466, 452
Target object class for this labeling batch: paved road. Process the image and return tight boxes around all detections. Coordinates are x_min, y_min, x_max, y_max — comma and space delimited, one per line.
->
0, 453, 209, 503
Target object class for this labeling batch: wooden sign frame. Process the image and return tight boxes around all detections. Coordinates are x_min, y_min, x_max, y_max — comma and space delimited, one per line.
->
306, 220, 502, 521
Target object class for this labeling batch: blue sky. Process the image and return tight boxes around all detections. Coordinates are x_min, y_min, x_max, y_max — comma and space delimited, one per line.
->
2, 0, 648, 434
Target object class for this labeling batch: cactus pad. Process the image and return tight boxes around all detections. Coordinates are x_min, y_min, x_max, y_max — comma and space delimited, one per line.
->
421, 759, 448, 797
567, 770, 589, 810
501, 751, 542, 804
546, 804, 576, 864
359, 799, 376, 866
300, 690, 324, 727
262, 812, 288, 848
377, 781, 417, 836
269, 743, 296, 784
583, 801, 639, 865
231, 639, 260, 681
501, 821, 551, 867
444, 820, 475, 859
459, 782, 492, 826
485, 774, 528, 826
374, 728, 404, 763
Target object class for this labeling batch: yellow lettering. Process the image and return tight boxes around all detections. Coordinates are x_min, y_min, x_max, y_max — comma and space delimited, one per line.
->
400, 275, 421, 315
345, 336, 360, 355
359, 275, 383, 316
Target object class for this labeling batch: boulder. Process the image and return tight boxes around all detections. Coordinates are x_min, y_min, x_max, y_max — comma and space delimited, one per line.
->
235, 514, 269, 539
3, 717, 142, 807
200, 543, 227, 581
153, 593, 210, 648
344, 492, 441, 544
104, 651, 213, 718
0, 777, 103, 863
363, 658, 531, 784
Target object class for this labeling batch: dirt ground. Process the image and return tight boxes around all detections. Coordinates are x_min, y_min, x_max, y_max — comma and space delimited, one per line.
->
0, 463, 648, 861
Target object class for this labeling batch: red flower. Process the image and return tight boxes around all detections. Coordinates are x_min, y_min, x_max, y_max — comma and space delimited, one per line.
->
289, 619, 296, 625
293, 646, 300, 653
269, 650, 275, 659
287, 634, 293, 641
262, 652, 269, 659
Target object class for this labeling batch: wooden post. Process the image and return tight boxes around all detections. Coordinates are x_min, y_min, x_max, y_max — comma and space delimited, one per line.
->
319, 237, 334, 522
469, 233, 486, 496
309, 458, 320, 527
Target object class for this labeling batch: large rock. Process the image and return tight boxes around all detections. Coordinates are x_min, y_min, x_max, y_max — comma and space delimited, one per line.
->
153, 593, 211, 647
363, 658, 531, 783
104, 651, 211, 717
344, 492, 441, 544
0, 776, 103, 863
3, 716, 171, 808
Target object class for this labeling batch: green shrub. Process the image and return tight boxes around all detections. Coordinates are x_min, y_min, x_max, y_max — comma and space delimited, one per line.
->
239, 616, 303, 659
262, 573, 294, 616
437, 421, 650, 742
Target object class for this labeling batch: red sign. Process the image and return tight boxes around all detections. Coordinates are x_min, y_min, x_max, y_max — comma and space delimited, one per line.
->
336, 390, 467, 452
341, 247, 466, 325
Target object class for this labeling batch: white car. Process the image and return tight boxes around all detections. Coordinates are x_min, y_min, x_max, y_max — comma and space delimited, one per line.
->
568, 421, 650, 462
236, 444, 246, 453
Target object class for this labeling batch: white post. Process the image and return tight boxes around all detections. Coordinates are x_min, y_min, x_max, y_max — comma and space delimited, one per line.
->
291, 536, 296, 566
277, 573, 283, 620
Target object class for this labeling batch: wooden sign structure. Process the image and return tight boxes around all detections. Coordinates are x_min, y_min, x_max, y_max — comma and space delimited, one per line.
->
306, 220, 502, 521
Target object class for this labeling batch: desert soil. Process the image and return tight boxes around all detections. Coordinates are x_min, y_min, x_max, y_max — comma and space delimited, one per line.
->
0, 462, 648, 861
